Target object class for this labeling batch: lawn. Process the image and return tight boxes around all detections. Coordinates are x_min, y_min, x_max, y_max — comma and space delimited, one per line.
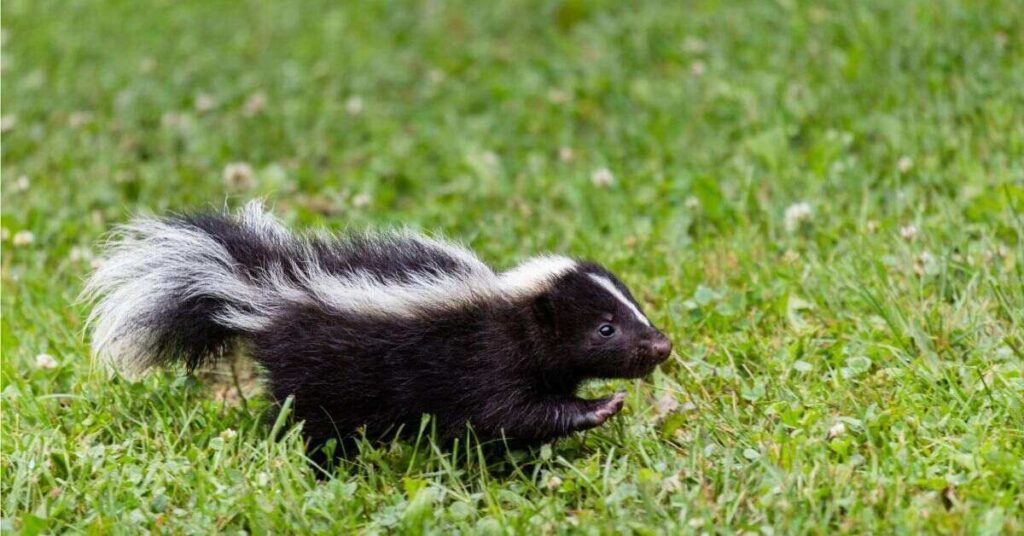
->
2, 0, 1022, 533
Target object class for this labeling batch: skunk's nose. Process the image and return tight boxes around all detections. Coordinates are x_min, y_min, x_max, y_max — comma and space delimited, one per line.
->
652, 336, 672, 360
644, 334, 673, 361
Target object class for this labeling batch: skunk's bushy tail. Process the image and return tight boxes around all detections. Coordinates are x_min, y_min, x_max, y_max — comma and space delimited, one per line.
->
83, 201, 300, 377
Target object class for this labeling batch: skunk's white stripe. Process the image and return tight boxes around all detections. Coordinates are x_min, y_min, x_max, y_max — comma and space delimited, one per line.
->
586, 273, 651, 326
498, 255, 577, 298
303, 255, 576, 317
301, 267, 497, 318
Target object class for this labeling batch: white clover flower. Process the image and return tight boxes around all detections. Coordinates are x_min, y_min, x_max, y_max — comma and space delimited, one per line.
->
352, 193, 372, 208
897, 156, 913, 173
12, 230, 34, 247
558, 146, 575, 163
161, 111, 187, 129
223, 162, 256, 191
783, 202, 813, 231
220, 428, 238, 440
915, 251, 939, 276
480, 150, 499, 168
1, 114, 17, 132
68, 111, 92, 128
547, 89, 570, 104
345, 96, 364, 115
682, 36, 707, 54
243, 92, 268, 116
660, 473, 683, 493
899, 224, 918, 241
35, 353, 58, 369
827, 421, 846, 440
545, 475, 563, 490
591, 168, 614, 187
654, 393, 680, 418
194, 93, 216, 113
14, 175, 30, 192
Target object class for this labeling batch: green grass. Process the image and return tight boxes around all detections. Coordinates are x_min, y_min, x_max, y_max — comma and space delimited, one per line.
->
2, 0, 1023, 533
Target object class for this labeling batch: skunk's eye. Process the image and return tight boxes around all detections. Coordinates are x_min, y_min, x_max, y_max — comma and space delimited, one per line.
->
598, 324, 616, 337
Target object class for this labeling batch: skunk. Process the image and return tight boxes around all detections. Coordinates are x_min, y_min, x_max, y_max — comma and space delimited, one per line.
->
84, 201, 672, 457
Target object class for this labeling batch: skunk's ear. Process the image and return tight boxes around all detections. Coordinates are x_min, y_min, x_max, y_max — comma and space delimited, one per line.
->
532, 292, 557, 333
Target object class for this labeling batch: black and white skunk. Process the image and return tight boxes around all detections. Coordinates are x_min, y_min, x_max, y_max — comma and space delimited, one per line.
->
84, 201, 672, 457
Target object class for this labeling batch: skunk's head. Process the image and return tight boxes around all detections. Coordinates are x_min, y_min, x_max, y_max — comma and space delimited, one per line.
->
529, 261, 672, 379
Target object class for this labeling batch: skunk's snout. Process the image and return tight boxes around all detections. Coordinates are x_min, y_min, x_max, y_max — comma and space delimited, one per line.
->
642, 333, 673, 362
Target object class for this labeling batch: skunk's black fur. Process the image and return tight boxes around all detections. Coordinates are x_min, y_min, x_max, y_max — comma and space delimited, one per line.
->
85, 202, 672, 458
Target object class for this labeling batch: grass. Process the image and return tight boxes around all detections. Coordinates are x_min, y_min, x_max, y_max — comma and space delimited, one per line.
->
2, 0, 1023, 533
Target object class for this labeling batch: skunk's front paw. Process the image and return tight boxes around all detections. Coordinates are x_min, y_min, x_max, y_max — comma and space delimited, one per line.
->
589, 391, 626, 425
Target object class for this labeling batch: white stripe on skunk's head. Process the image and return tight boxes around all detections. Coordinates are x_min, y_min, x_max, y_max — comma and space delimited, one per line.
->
586, 273, 651, 326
